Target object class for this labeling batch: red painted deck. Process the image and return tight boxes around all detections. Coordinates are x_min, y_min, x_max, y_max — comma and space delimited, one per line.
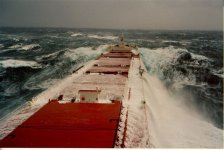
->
0, 49, 134, 148
0, 101, 121, 148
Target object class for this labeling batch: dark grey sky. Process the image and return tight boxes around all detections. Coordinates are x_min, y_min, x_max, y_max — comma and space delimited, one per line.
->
0, 0, 223, 30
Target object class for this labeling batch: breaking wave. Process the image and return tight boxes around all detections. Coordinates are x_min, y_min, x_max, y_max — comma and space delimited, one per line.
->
139, 46, 217, 89
71, 33, 83, 37
21, 44, 41, 51
8, 43, 23, 49
139, 46, 223, 128
142, 73, 223, 148
88, 34, 118, 40
23, 45, 108, 91
0, 44, 4, 49
0, 28, 222, 148
0, 59, 42, 69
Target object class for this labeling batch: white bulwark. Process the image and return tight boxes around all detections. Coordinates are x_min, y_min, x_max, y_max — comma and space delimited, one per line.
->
78, 89, 101, 103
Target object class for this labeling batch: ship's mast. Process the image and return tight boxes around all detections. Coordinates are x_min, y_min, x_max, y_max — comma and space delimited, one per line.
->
119, 33, 125, 46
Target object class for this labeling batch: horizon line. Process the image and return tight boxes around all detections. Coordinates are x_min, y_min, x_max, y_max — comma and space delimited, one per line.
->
0, 26, 222, 32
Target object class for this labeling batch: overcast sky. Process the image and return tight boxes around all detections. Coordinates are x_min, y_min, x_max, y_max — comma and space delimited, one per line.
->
0, 0, 223, 30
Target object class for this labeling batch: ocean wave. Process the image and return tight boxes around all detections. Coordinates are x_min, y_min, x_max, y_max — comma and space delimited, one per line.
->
139, 46, 212, 89
212, 68, 224, 78
71, 33, 83, 37
180, 40, 192, 45
26, 45, 108, 91
36, 49, 66, 61
21, 44, 41, 51
12, 37, 20, 42
4, 83, 20, 96
162, 40, 179, 43
64, 45, 108, 60
23, 78, 59, 90
0, 59, 42, 69
0, 44, 4, 49
191, 53, 212, 61
142, 74, 223, 148
8, 43, 23, 49
87, 34, 118, 40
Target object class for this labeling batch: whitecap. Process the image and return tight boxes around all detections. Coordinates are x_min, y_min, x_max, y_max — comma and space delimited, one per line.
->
64, 45, 109, 61
0, 59, 42, 69
23, 78, 60, 90
191, 53, 211, 61
180, 40, 192, 45
212, 68, 224, 78
162, 40, 178, 43
71, 33, 83, 37
139, 46, 212, 89
0, 44, 4, 49
36, 49, 65, 61
9, 43, 23, 49
21, 44, 41, 50
142, 74, 223, 148
87, 34, 118, 40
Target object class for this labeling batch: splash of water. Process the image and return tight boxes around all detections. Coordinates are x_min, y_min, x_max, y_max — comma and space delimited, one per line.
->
142, 70, 223, 148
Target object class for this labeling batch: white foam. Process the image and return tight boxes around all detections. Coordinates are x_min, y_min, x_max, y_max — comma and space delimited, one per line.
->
12, 38, 19, 42
125, 57, 223, 148
139, 46, 213, 89
0, 59, 42, 68
71, 33, 83, 37
0, 44, 4, 49
64, 45, 108, 60
162, 40, 178, 43
142, 73, 223, 148
23, 78, 60, 90
36, 49, 65, 61
9, 43, 23, 49
88, 34, 118, 40
0, 59, 96, 139
21, 44, 41, 50
0, 45, 109, 139
212, 68, 224, 78
191, 53, 211, 61
180, 40, 192, 45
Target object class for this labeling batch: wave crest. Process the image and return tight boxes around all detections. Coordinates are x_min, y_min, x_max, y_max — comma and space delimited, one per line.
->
0, 59, 42, 69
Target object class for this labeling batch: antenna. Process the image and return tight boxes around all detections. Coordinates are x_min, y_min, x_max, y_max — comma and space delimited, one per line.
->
120, 33, 124, 42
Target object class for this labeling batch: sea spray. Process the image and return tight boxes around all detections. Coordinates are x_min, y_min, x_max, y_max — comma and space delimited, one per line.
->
142, 73, 223, 148
139, 47, 223, 128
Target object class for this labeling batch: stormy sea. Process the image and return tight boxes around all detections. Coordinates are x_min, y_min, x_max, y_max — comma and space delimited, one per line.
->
0, 27, 223, 147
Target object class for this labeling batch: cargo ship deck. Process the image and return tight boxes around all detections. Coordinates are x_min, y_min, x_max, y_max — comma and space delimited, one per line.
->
0, 36, 143, 148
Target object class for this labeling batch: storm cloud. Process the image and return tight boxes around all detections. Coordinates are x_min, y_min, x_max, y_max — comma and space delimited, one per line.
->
0, 0, 223, 30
